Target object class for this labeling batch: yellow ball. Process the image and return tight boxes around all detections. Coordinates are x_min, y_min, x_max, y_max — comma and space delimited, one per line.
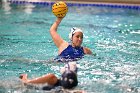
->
52, 1, 68, 18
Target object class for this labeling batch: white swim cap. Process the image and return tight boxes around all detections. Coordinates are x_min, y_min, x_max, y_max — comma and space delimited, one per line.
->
69, 27, 83, 39
60, 62, 77, 74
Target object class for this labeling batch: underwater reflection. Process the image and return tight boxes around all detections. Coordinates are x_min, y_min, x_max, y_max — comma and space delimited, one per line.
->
24, 4, 35, 14
2, 0, 11, 14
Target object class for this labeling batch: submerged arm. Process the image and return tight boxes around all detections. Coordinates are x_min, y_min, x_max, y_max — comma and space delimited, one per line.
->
84, 47, 92, 54
84, 47, 96, 56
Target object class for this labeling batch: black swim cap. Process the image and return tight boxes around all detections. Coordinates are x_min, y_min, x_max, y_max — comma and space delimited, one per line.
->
60, 70, 78, 89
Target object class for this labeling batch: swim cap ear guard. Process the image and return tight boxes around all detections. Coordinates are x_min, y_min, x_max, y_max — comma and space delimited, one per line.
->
60, 70, 78, 89
69, 27, 83, 40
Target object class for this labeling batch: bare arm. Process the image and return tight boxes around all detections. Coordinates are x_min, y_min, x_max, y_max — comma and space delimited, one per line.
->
50, 18, 66, 49
20, 74, 58, 85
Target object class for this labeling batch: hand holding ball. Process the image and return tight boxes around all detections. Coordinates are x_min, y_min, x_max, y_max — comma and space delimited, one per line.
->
52, 1, 68, 18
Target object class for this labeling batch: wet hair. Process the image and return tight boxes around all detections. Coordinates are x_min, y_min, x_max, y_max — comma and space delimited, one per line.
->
60, 70, 78, 89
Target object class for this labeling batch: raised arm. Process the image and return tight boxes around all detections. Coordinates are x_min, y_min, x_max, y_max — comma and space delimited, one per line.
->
50, 18, 65, 49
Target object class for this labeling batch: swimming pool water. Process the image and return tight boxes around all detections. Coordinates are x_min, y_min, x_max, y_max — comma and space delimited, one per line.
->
0, 2, 140, 93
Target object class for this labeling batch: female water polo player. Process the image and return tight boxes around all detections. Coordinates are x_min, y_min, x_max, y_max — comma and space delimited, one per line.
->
19, 62, 80, 90
50, 17, 93, 62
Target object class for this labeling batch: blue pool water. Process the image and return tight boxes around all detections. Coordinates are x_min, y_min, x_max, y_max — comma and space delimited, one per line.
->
0, 1, 140, 93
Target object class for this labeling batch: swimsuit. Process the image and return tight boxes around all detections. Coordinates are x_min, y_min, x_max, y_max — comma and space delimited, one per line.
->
41, 63, 78, 91
55, 45, 84, 62
42, 79, 61, 90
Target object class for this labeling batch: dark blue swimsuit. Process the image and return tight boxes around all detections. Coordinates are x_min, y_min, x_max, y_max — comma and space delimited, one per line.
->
55, 45, 84, 62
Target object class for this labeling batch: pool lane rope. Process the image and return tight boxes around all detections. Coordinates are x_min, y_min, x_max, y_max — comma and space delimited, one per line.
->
7, 0, 140, 10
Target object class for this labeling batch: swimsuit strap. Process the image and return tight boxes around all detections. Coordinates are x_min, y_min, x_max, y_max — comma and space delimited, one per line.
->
65, 62, 70, 71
